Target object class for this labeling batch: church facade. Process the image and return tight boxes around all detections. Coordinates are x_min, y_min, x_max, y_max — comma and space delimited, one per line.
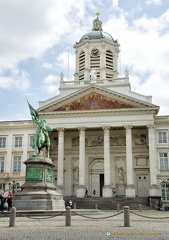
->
0, 15, 169, 201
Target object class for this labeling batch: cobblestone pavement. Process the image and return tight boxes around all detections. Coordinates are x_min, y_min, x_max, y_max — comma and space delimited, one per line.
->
0, 210, 169, 240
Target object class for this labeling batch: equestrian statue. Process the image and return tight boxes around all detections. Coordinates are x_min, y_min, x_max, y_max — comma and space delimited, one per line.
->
27, 101, 53, 158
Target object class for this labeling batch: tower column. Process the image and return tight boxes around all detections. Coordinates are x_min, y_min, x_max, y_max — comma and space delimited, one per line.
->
77, 127, 86, 197
147, 125, 159, 196
57, 128, 64, 194
102, 126, 112, 197
125, 126, 135, 197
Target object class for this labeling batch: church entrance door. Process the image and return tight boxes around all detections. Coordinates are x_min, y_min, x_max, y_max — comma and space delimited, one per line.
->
90, 159, 104, 197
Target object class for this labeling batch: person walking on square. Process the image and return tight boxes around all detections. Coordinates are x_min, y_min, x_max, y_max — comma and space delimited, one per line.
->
0, 189, 6, 212
84, 188, 88, 197
93, 189, 96, 198
7, 192, 13, 211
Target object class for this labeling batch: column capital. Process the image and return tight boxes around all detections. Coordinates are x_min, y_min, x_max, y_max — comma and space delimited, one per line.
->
57, 128, 64, 132
102, 126, 110, 132
78, 127, 85, 131
57, 128, 64, 137
147, 124, 154, 130
124, 125, 132, 133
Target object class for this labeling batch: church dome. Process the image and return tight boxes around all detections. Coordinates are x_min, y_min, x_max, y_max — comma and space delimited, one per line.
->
78, 13, 116, 44
79, 30, 115, 43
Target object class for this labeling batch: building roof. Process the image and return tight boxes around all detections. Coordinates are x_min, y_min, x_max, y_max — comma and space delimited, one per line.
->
78, 13, 116, 44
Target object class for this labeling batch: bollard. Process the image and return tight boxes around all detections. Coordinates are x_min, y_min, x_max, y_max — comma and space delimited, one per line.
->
95, 204, 98, 209
162, 205, 165, 212
117, 204, 120, 211
9, 207, 16, 227
149, 198, 152, 209
124, 206, 130, 227
139, 204, 142, 212
65, 206, 71, 226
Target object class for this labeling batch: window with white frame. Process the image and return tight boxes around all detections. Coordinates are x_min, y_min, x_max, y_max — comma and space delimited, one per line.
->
13, 156, 21, 172
158, 132, 167, 143
162, 183, 169, 200
159, 153, 168, 170
0, 157, 4, 173
14, 137, 22, 147
0, 137, 6, 148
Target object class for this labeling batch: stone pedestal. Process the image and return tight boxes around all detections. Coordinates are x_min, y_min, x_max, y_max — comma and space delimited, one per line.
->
117, 180, 125, 196
102, 185, 112, 197
125, 184, 136, 198
13, 156, 65, 210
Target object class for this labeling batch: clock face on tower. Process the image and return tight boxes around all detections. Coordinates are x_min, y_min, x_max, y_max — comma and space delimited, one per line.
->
91, 48, 100, 57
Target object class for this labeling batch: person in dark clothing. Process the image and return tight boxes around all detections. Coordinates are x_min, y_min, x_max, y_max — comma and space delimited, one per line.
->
84, 189, 88, 197
0, 190, 6, 212
7, 192, 13, 211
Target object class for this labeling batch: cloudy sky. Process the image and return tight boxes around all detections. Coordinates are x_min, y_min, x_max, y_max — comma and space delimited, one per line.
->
0, 0, 169, 121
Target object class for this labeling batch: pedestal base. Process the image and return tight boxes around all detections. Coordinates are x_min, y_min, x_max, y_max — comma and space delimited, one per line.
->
13, 190, 65, 210
13, 156, 65, 210
117, 181, 125, 196
125, 184, 136, 197
102, 185, 112, 197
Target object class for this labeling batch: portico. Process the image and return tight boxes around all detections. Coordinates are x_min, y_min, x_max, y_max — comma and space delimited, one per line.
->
50, 122, 158, 198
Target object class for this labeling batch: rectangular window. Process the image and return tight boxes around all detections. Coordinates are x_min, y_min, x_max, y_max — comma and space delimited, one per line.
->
13, 156, 21, 172
162, 184, 169, 200
159, 153, 168, 170
14, 137, 22, 147
0, 157, 4, 173
30, 136, 34, 148
0, 183, 5, 190
158, 132, 167, 143
0, 137, 6, 148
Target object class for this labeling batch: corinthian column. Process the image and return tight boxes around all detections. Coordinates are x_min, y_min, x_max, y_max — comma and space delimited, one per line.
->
76, 127, 86, 197
147, 125, 159, 196
125, 126, 135, 197
57, 128, 64, 194
102, 126, 112, 197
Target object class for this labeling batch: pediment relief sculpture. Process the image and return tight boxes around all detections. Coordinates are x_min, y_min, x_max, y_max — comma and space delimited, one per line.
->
55, 92, 134, 111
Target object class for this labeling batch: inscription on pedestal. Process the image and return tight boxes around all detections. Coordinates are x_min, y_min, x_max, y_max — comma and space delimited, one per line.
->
26, 167, 43, 182
46, 168, 53, 183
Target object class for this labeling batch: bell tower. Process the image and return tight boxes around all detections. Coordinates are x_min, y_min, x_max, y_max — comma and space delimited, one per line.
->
74, 13, 120, 83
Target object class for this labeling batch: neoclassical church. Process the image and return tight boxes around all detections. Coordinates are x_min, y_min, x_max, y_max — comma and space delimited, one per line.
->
0, 14, 169, 201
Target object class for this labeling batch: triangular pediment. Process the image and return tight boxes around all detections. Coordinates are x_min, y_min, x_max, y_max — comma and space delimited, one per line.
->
38, 85, 159, 114
54, 92, 134, 111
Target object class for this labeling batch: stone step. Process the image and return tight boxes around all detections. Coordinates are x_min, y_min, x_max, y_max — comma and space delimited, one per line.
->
64, 197, 152, 210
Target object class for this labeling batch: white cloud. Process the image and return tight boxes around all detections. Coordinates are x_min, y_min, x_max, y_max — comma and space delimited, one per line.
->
146, 0, 162, 5
0, 68, 29, 91
42, 74, 59, 94
111, 0, 119, 9
42, 62, 53, 70
0, 0, 93, 71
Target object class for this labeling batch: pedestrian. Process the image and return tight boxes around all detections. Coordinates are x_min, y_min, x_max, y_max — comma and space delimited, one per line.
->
66, 200, 69, 207
0, 189, 6, 212
69, 200, 73, 208
93, 189, 96, 198
7, 192, 13, 211
84, 188, 88, 197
